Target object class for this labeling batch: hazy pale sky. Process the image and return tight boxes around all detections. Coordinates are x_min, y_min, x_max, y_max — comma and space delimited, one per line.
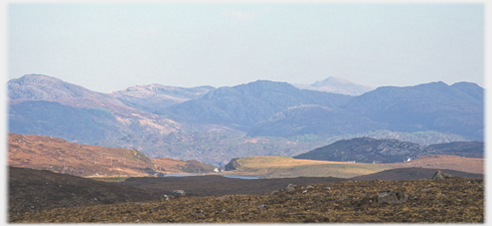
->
7, 3, 484, 93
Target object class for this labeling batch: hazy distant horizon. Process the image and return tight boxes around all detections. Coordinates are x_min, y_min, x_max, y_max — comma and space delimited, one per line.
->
7, 3, 483, 93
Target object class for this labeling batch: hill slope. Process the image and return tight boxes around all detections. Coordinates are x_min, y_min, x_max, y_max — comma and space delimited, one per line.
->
294, 137, 426, 163
250, 81, 483, 140
382, 155, 483, 174
8, 133, 217, 177
159, 80, 353, 131
9, 166, 162, 214
8, 74, 182, 145
342, 82, 483, 140
8, 133, 156, 177
247, 105, 386, 138
293, 137, 484, 164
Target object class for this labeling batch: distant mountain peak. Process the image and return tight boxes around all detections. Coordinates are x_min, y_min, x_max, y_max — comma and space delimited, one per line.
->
8, 74, 97, 100
294, 76, 374, 96
311, 77, 354, 87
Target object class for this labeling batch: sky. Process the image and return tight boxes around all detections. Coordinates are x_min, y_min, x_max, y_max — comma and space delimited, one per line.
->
6, 2, 485, 93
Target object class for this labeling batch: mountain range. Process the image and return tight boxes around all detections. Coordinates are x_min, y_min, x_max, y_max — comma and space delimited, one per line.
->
7, 74, 483, 164
158, 80, 353, 131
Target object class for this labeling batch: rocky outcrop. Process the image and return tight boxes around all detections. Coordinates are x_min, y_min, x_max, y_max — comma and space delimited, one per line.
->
432, 170, 452, 180
377, 191, 409, 204
225, 158, 241, 171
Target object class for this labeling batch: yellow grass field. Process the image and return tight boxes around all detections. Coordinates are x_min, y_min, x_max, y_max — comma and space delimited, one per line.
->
220, 156, 391, 178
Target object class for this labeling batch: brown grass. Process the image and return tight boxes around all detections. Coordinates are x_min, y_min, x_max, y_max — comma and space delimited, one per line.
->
382, 155, 484, 174
220, 156, 391, 178
8, 133, 186, 178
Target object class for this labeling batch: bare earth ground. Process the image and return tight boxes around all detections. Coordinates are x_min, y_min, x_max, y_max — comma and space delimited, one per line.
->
9, 166, 483, 223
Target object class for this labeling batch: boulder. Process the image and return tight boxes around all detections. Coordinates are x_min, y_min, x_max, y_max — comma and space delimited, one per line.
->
285, 184, 297, 193
432, 170, 452, 180
377, 191, 408, 204
172, 190, 186, 196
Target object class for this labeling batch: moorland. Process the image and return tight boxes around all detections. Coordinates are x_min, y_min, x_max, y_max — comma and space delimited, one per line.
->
8, 133, 484, 223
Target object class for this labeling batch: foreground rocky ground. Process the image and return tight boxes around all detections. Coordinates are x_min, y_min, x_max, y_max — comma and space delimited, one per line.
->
10, 167, 483, 223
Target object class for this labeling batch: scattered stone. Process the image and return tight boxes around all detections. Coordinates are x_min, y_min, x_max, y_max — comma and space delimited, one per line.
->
432, 170, 452, 180
161, 195, 169, 201
257, 204, 267, 209
325, 187, 331, 190
216, 196, 228, 201
285, 184, 297, 193
172, 190, 186, 196
192, 211, 205, 219
285, 187, 296, 193
287, 184, 297, 188
302, 190, 308, 194
306, 185, 314, 189
377, 191, 409, 204
420, 188, 433, 193
270, 190, 280, 195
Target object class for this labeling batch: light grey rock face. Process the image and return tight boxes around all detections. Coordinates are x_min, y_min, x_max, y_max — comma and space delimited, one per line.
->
377, 191, 409, 204
108, 84, 214, 111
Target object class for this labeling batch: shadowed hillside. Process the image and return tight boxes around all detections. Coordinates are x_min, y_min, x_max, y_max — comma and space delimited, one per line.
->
9, 166, 162, 215
294, 137, 483, 164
